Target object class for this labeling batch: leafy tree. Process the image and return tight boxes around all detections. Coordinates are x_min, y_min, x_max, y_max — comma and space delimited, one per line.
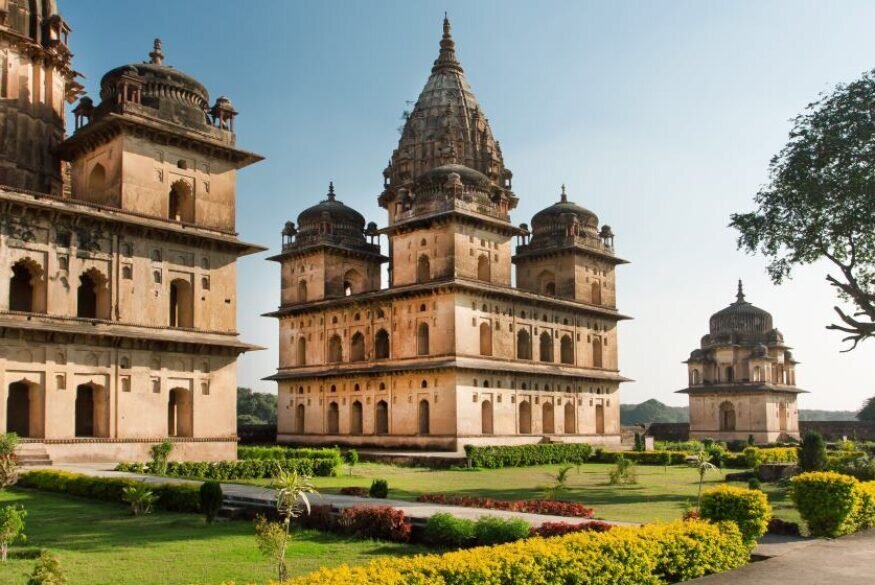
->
237, 388, 277, 426
26, 550, 66, 585
798, 430, 828, 472
730, 69, 875, 350
0, 505, 26, 561
0, 433, 19, 490
859, 396, 875, 422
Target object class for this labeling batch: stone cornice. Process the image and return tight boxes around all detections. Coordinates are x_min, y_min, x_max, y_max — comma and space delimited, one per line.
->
677, 383, 807, 395
266, 242, 387, 264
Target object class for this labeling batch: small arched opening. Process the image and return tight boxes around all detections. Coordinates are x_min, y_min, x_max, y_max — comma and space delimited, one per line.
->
168, 387, 193, 437
297, 280, 308, 302
416, 255, 430, 283
560, 334, 573, 364
719, 401, 736, 432
350, 332, 365, 361
374, 329, 390, 359
327, 401, 339, 434
418, 399, 430, 435
89, 162, 106, 192
519, 400, 532, 434
168, 180, 194, 223
538, 270, 556, 296
77, 269, 109, 320
481, 400, 493, 435
375, 400, 389, 435
343, 269, 362, 296
169, 278, 193, 328
539, 331, 554, 362
542, 401, 555, 434
417, 323, 430, 355
351, 400, 363, 435
591, 281, 602, 305
517, 329, 531, 359
564, 402, 575, 434
477, 254, 490, 281
296, 337, 307, 366
328, 335, 343, 363
479, 322, 492, 356
295, 403, 306, 433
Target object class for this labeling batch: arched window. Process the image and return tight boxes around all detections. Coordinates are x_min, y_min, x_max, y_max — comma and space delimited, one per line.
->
592, 337, 603, 368
539, 331, 554, 362
328, 335, 343, 363
481, 400, 493, 435
7, 381, 44, 438
351, 401, 363, 435
595, 403, 605, 434
479, 322, 492, 356
343, 269, 362, 296
295, 404, 306, 433
350, 332, 365, 361
519, 400, 532, 434
517, 329, 532, 360
417, 255, 430, 283
477, 254, 490, 281
417, 322, 430, 355
327, 401, 339, 434
374, 329, 390, 360
168, 180, 194, 223
545, 281, 556, 295
418, 399, 430, 435
560, 335, 573, 364
169, 278, 193, 328
375, 400, 389, 435
542, 401, 555, 434
77, 269, 109, 320
89, 163, 106, 192
296, 337, 307, 366
564, 402, 575, 434
298, 280, 307, 302
9, 259, 41, 312
719, 401, 736, 432
691, 369, 701, 385
591, 281, 602, 305
538, 270, 556, 296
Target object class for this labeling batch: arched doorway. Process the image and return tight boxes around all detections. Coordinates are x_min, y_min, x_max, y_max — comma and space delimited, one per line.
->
517, 329, 531, 359
295, 403, 306, 433
592, 337, 603, 368
595, 403, 605, 434
542, 401, 555, 434
168, 180, 194, 222
167, 388, 193, 437
477, 254, 490, 281
375, 400, 389, 435
327, 401, 339, 434
418, 399, 430, 435
75, 383, 108, 438
296, 337, 307, 366
564, 402, 575, 434
560, 335, 573, 364
591, 281, 602, 305
328, 335, 343, 363
374, 329, 390, 359
719, 401, 736, 432
351, 401, 363, 435
479, 322, 492, 356
7, 382, 44, 438
297, 280, 307, 302
481, 400, 493, 435
350, 332, 365, 361
539, 332, 553, 362
417, 255, 431, 283
417, 323, 430, 355
9, 260, 41, 312
519, 400, 532, 434
169, 279, 193, 328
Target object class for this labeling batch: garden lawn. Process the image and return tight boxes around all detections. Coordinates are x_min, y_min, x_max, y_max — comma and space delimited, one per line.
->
0, 489, 425, 585
240, 462, 799, 524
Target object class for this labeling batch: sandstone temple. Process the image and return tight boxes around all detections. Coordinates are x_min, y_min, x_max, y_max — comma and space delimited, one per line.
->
679, 282, 803, 442
0, 0, 262, 462
268, 17, 630, 450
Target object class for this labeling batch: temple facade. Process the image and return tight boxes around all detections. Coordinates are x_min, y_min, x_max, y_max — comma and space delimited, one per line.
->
268, 18, 630, 450
0, 1, 263, 462
679, 282, 803, 443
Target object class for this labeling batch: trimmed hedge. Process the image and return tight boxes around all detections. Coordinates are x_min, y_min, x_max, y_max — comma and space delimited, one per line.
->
699, 485, 772, 545
19, 470, 200, 513
790, 472, 875, 537
337, 506, 411, 543
285, 519, 749, 585
590, 450, 689, 466
530, 520, 613, 537
465, 443, 594, 468
416, 493, 594, 518
238, 446, 342, 466
115, 457, 338, 479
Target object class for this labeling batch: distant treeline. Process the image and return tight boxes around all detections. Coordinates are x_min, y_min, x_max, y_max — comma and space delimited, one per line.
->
621, 399, 859, 425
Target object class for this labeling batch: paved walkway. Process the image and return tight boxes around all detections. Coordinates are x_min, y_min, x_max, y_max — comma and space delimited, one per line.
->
689, 529, 875, 584
43, 463, 634, 528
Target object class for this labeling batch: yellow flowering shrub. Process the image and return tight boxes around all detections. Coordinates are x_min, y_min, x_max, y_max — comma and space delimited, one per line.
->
282, 520, 748, 585
699, 485, 772, 545
791, 471, 875, 537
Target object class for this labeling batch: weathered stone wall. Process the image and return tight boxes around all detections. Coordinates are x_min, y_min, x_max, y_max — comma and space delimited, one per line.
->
689, 391, 799, 442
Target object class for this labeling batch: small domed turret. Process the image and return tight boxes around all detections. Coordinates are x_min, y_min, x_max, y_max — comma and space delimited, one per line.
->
289, 182, 369, 250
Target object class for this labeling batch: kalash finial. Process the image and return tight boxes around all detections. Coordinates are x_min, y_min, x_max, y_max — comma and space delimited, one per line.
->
149, 38, 164, 65
736, 279, 746, 303
327, 181, 336, 201
560, 184, 568, 203
432, 13, 461, 73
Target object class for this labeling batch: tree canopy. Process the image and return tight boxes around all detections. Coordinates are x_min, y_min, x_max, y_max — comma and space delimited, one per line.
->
859, 397, 875, 422
237, 387, 277, 426
730, 68, 875, 350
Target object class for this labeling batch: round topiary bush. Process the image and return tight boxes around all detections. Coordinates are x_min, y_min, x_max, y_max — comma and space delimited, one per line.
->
199, 480, 223, 524
699, 485, 772, 545
790, 471, 873, 537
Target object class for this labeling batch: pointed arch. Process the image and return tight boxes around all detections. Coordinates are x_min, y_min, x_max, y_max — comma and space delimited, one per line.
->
592, 337, 603, 368
477, 254, 490, 281
327, 401, 339, 434
350, 331, 365, 361
719, 401, 736, 432
375, 400, 389, 435
351, 400, 363, 435
595, 403, 605, 434
296, 337, 307, 366
343, 268, 363, 296
479, 322, 492, 356
297, 279, 308, 302
538, 270, 556, 296
295, 403, 306, 433
564, 401, 575, 434
418, 399, 430, 435
481, 400, 493, 435
519, 400, 532, 434
517, 329, 532, 359
560, 334, 573, 364
417, 322, 430, 355
328, 334, 343, 363
7, 381, 45, 438
9, 258, 44, 313
168, 180, 194, 223
89, 162, 106, 192
539, 331, 554, 362
169, 278, 193, 328
417, 255, 431, 283
542, 401, 555, 434
591, 281, 602, 305
374, 329, 390, 360
77, 268, 110, 319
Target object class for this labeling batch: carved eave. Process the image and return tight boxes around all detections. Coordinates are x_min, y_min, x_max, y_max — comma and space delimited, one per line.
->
266, 243, 387, 264
0, 27, 75, 75
677, 383, 807, 396
513, 242, 628, 266
56, 112, 264, 169
0, 187, 266, 257
0, 313, 264, 356
264, 277, 631, 321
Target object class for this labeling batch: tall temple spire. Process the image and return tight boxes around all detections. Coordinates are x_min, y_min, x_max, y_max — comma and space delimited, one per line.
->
432, 14, 462, 73
736, 279, 746, 303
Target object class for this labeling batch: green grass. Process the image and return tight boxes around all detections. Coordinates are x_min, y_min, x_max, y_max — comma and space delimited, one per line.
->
242, 462, 798, 524
0, 489, 425, 585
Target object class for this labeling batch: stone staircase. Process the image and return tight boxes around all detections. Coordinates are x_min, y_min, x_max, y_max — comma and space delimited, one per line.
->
15, 443, 52, 467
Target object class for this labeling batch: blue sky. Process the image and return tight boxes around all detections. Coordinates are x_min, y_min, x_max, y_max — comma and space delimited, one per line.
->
61, 1, 875, 410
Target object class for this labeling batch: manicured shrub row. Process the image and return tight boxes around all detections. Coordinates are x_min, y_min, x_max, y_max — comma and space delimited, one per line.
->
238, 445, 342, 466
19, 470, 200, 513
115, 457, 338, 479
416, 493, 594, 518
590, 450, 689, 466
826, 454, 875, 481
465, 443, 594, 468
338, 486, 369, 497
296, 504, 411, 542
530, 520, 613, 537
285, 519, 750, 585
790, 472, 875, 537
730, 446, 798, 469
698, 485, 772, 545
423, 513, 532, 548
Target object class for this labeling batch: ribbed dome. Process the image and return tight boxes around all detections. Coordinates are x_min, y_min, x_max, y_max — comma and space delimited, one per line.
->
531, 187, 599, 234
293, 182, 367, 247
709, 282, 773, 336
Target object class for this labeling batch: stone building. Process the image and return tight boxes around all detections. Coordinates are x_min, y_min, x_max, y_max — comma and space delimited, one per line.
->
679, 282, 803, 442
268, 18, 630, 450
0, 2, 263, 462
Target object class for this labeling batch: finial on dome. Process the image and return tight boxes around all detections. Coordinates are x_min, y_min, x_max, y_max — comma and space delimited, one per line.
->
149, 38, 164, 65
560, 184, 567, 203
432, 13, 462, 73
327, 181, 336, 201
736, 279, 746, 303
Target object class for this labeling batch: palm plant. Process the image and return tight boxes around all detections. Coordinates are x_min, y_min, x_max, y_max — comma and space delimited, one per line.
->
121, 482, 156, 516
257, 467, 318, 582
690, 450, 718, 509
